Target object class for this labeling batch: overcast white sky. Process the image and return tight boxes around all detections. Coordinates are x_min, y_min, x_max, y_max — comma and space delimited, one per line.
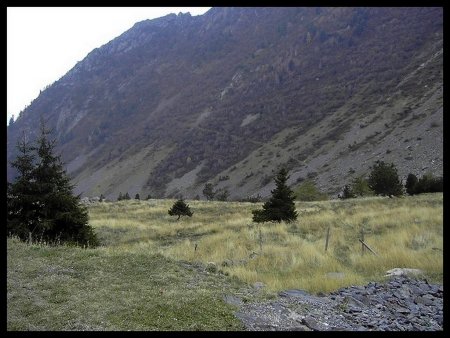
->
7, 7, 211, 125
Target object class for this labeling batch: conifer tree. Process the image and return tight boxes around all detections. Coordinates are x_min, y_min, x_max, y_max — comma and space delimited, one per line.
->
168, 198, 193, 220
7, 132, 39, 240
8, 120, 98, 246
135, 193, 140, 200
252, 168, 298, 223
405, 173, 418, 195
32, 120, 98, 246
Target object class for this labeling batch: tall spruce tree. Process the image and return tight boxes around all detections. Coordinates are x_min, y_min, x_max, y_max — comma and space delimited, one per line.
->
252, 168, 298, 223
32, 121, 98, 246
7, 132, 39, 240
8, 120, 98, 246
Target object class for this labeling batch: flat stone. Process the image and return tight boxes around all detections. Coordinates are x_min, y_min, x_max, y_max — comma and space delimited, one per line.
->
385, 268, 423, 277
287, 325, 312, 331
396, 306, 411, 314
414, 295, 434, 306
253, 282, 265, 290
223, 294, 243, 307
301, 316, 321, 331
278, 289, 309, 298
345, 296, 365, 308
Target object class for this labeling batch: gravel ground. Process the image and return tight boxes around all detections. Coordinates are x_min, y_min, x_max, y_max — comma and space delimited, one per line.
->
230, 276, 443, 331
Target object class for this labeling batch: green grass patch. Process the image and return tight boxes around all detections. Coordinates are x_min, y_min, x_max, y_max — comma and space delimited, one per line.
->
7, 237, 268, 331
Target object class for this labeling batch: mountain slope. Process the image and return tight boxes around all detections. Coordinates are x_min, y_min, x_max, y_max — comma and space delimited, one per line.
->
7, 7, 443, 200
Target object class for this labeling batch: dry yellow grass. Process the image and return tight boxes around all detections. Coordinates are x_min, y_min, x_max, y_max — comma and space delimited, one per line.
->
88, 193, 443, 293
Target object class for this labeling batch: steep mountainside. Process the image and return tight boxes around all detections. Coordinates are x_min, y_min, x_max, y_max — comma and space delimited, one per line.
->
7, 7, 443, 200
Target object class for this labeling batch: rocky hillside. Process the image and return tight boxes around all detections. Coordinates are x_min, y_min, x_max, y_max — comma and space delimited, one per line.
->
7, 7, 443, 200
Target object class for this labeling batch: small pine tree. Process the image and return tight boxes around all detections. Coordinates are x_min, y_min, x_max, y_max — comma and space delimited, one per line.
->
405, 173, 418, 195
146, 194, 152, 200
118, 192, 123, 201
99, 194, 105, 202
252, 168, 298, 223
368, 161, 403, 197
135, 193, 140, 200
168, 198, 193, 220
124, 192, 130, 200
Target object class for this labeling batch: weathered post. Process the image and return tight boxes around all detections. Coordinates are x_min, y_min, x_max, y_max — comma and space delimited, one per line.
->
361, 228, 365, 255
259, 228, 263, 253
325, 226, 330, 252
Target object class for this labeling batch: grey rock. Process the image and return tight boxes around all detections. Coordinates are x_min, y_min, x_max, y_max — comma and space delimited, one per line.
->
287, 325, 312, 331
278, 289, 309, 298
345, 295, 366, 308
234, 276, 442, 331
414, 295, 433, 306
301, 316, 321, 331
253, 282, 265, 290
223, 294, 243, 307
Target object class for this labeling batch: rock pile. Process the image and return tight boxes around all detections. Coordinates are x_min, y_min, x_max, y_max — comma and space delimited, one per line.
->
234, 276, 443, 331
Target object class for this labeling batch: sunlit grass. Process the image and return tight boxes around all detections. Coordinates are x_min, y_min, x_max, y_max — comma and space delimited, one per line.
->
87, 193, 443, 293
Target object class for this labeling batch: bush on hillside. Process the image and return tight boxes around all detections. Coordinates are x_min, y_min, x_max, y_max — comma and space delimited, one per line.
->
368, 161, 403, 197
350, 176, 374, 197
339, 184, 356, 199
294, 180, 328, 201
405, 173, 419, 195
407, 172, 443, 195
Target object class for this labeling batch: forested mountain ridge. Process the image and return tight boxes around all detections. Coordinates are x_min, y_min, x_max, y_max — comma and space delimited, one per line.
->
7, 7, 443, 199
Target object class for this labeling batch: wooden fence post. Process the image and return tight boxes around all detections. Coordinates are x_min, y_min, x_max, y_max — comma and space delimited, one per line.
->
359, 239, 378, 256
325, 226, 330, 252
361, 228, 365, 255
259, 228, 262, 253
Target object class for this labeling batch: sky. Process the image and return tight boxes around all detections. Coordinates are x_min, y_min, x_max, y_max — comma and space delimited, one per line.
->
7, 7, 211, 125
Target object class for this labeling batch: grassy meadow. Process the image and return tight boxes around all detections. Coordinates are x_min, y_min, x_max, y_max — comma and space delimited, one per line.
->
7, 193, 443, 330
